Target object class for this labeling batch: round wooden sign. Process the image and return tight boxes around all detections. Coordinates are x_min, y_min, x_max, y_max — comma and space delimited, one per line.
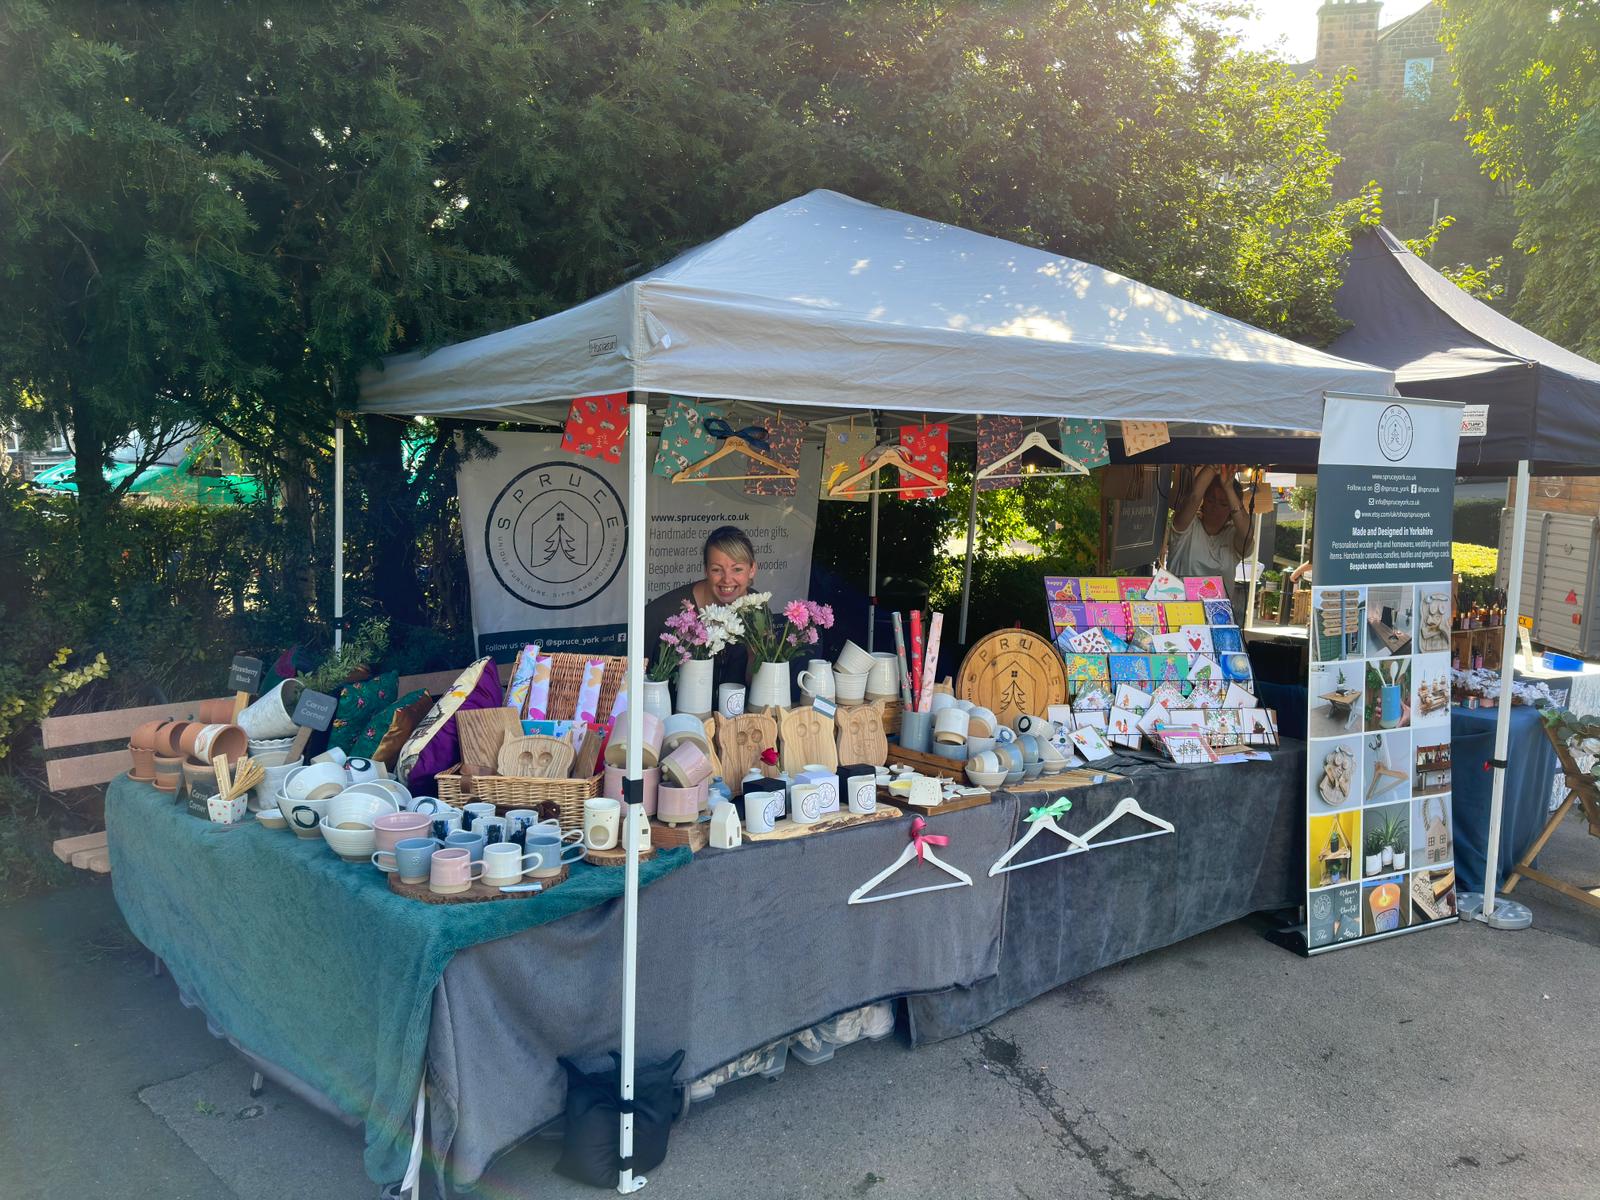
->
955, 630, 1069, 727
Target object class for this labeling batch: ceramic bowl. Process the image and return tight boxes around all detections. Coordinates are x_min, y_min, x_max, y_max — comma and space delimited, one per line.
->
284, 761, 348, 802
931, 740, 967, 762
1022, 761, 1044, 781
340, 781, 409, 811
966, 767, 1008, 790
374, 811, 434, 853
1017, 734, 1041, 765
999, 743, 1025, 785
967, 707, 997, 737
257, 808, 288, 830
320, 816, 377, 862
255, 758, 304, 809
965, 735, 997, 759
357, 778, 412, 808
326, 792, 400, 829
968, 749, 1001, 774
283, 795, 335, 838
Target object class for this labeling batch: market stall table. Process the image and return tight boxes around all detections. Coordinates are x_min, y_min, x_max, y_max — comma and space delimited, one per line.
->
1450, 704, 1560, 893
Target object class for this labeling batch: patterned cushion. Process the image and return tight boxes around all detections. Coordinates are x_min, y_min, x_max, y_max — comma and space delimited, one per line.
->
347, 687, 429, 762
328, 671, 399, 752
371, 691, 434, 768
397, 657, 503, 792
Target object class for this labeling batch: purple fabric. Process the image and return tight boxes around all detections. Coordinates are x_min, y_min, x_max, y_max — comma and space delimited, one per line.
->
411, 660, 502, 794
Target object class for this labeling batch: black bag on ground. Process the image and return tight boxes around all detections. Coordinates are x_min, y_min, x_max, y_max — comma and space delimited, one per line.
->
554, 1049, 685, 1187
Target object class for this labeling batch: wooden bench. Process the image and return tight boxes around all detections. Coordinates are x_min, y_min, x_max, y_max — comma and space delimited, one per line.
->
39, 667, 473, 872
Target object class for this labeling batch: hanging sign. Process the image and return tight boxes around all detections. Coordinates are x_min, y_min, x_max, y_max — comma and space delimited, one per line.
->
458, 430, 821, 660
1304, 394, 1462, 954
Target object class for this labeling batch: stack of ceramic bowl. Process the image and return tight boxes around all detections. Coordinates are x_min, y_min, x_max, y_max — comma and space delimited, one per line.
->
254, 756, 305, 811
965, 750, 1008, 790
277, 761, 351, 838
319, 791, 400, 862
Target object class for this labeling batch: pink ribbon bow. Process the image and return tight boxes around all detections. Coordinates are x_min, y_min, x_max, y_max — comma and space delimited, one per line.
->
911, 816, 948, 862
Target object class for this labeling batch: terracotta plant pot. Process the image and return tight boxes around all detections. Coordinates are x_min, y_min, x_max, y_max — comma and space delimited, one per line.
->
152, 755, 184, 793
178, 722, 206, 757
128, 745, 156, 781
130, 720, 166, 751
197, 697, 236, 724
189, 723, 249, 765
156, 721, 192, 758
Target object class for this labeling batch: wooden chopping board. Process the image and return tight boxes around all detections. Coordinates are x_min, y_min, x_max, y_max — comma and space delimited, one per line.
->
456, 708, 521, 771
778, 706, 837, 775
498, 735, 575, 778
715, 712, 778, 797
955, 629, 1068, 729
836, 701, 889, 766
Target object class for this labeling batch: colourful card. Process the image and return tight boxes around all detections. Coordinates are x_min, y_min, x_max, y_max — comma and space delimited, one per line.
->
1108, 654, 1152, 685
1185, 654, 1222, 686
1068, 627, 1115, 654
1149, 653, 1190, 684
1241, 707, 1279, 745
1126, 627, 1156, 652
1160, 708, 1207, 729
1107, 707, 1143, 749
1045, 576, 1082, 603
1211, 626, 1245, 654
1129, 601, 1166, 631
1086, 601, 1131, 632
1219, 651, 1254, 683
1065, 654, 1110, 692
1163, 601, 1206, 628
1146, 569, 1187, 601
1160, 727, 1217, 765
1185, 576, 1228, 602
1070, 724, 1115, 761
1204, 708, 1243, 740
1176, 625, 1215, 654
1136, 698, 1174, 737
1150, 681, 1189, 710
1114, 683, 1153, 712
1223, 681, 1257, 708
1188, 679, 1228, 709
1071, 681, 1113, 712
1078, 577, 1121, 603
1118, 577, 1153, 601
1203, 598, 1237, 627
1074, 709, 1110, 733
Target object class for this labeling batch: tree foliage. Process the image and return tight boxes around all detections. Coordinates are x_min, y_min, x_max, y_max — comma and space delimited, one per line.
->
1443, 1, 1600, 355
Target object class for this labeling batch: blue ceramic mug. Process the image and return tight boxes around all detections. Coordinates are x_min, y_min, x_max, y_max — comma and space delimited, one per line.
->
445, 829, 487, 861
372, 837, 441, 885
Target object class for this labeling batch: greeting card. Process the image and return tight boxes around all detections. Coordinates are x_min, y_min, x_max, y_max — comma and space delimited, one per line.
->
1136, 698, 1174, 737
1241, 708, 1279, 745
1129, 601, 1166, 632
1223, 681, 1258, 708
1185, 576, 1228, 602
1070, 724, 1115, 761
1086, 601, 1131, 632
1187, 679, 1228, 709
1211, 626, 1245, 654
1150, 681, 1189, 710
1074, 709, 1111, 733
1176, 625, 1215, 655
1108, 654, 1152, 685
1114, 683, 1154, 712
1078, 577, 1121, 603
1107, 707, 1143, 749
1203, 598, 1237, 627
1163, 601, 1206, 628
1159, 727, 1217, 765
1146, 569, 1187, 601
1149, 653, 1190, 685
1204, 708, 1243, 741
1126, 627, 1156, 652
1118, 577, 1153, 601
1185, 654, 1222, 686
1160, 708, 1208, 730
1068, 627, 1115, 654
1219, 651, 1254, 683
1046, 577, 1083, 603
1065, 654, 1110, 693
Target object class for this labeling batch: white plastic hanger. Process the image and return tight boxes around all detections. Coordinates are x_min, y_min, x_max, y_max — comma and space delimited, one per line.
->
989, 798, 1088, 876
1072, 795, 1175, 852
974, 429, 1088, 483
849, 817, 972, 904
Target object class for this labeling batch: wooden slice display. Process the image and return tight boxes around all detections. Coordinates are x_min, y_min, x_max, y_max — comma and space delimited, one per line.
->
715, 712, 778, 797
954, 629, 1068, 729
778, 706, 838, 775
584, 841, 657, 867
836, 701, 889, 767
388, 864, 568, 904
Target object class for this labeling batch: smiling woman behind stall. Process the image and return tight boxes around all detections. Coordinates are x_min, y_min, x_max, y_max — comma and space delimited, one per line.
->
642, 525, 760, 686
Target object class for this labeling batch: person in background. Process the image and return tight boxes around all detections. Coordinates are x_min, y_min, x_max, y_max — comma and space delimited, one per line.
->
643, 525, 759, 687
1167, 464, 1255, 614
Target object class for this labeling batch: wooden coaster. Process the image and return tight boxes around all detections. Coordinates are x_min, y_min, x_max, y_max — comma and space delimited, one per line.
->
743, 805, 897, 842
880, 789, 993, 817
387, 864, 568, 904
1002, 767, 1124, 795
651, 820, 710, 852
584, 842, 657, 867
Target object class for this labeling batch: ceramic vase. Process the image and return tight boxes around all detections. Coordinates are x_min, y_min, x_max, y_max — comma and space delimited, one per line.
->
750, 660, 792, 710
675, 658, 714, 717
641, 680, 673, 723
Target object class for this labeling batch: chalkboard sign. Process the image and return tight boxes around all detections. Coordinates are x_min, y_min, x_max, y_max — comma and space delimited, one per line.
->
291, 688, 339, 732
1107, 469, 1171, 571
228, 655, 265, 695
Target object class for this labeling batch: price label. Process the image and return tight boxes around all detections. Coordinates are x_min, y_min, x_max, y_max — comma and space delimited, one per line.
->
291, 688, 339, 732
228, 655, 265, 695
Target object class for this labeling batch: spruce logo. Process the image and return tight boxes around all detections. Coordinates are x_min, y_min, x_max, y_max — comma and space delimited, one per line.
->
484, 463, 626, 609
1377, 404, 1414, 462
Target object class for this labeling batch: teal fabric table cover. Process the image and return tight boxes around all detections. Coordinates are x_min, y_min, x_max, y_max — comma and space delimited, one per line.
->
105, 775, 688, 1185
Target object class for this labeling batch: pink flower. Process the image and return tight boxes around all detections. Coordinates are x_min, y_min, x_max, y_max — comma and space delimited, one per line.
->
784, 599, 810, 627
810, 602, 835, 630
805, 627, 819, 644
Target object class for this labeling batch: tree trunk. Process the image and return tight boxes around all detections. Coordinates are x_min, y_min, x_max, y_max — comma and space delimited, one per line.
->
68, 385, 119, 612
277, 452, 320, 622
358, 416, 424, 628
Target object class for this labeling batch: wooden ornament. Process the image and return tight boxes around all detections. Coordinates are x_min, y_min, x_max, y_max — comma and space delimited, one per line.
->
836, 700, 889, 767
715, 712, 778, 797
497, 735, 575, 779
778, 706, 838, 775
954, 629, 1069, 729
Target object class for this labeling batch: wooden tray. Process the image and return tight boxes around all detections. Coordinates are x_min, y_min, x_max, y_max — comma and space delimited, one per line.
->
880, 790, 993, 817
387, 864, 568, 904
778, 706, 837, 775
886, 745, 966, 780
584, 841, 656, 866
1003, 767, 1124, 794
715, 712, 778, 798
954, 629, 1068, 728
742, 805, 897, 843
836, 701, 889, 766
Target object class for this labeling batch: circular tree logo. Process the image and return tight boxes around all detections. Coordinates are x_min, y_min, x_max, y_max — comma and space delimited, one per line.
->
1377, 404, 1414, 462
483, 463, 627, 609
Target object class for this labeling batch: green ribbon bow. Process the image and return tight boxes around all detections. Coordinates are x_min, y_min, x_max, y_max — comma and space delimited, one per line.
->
1027, 797, 1071, 823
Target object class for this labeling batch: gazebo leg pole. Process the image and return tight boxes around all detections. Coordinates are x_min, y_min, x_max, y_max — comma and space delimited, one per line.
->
333, 418, 345, 651
958, 474, 978, 643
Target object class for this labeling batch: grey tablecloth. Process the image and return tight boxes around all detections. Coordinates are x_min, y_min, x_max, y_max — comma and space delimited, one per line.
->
428, 796, 1019, 1189
904, 744, 1306, 1043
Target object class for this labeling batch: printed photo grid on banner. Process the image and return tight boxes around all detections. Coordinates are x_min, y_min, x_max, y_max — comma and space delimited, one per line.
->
1305, 394, 1462, 953
457, 430, 821, 659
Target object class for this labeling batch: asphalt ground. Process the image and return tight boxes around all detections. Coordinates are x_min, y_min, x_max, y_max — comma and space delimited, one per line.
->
3, 808, 1597, 1200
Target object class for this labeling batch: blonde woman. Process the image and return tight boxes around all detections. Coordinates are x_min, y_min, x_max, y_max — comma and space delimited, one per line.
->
643, 526, 761, 686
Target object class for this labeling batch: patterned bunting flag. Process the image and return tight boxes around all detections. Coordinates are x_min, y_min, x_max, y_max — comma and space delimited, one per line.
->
898, 423, 949, 500
651, 396, 721, 477
1057, 418, 1111, 470
560, 392, 629, 463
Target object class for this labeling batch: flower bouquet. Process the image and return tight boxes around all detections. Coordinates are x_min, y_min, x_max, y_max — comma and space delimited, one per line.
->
735, 594, 836, 664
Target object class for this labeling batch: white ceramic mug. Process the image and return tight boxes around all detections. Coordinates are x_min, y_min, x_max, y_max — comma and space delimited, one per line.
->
835, 640, 875, 676
866, 653, 899, 698
482, 841, 545, 886
789, 780, 823, 825
796, 659, 836, 702
934, 706, 971, 745
718, 683, 747, 718
834, 670, 868, 705
585, 797, 622, 850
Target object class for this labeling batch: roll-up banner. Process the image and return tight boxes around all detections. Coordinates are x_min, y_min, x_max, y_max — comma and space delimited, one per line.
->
1305, 394, 1462, 953
457, 431, 820, 660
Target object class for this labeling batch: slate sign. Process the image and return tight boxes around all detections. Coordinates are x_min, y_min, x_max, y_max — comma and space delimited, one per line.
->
228, 655, 265, 695
292, 688, 339, 732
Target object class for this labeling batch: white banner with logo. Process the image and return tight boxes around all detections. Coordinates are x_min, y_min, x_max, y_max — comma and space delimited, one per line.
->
457, 431, 821, 659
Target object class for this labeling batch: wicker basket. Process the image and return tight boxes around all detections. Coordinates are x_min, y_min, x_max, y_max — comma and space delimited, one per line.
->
544, 653, 629, 721
435, 766, 599, 834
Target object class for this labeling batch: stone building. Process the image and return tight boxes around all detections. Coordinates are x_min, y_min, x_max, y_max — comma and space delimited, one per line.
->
1311, 0, 1446, 96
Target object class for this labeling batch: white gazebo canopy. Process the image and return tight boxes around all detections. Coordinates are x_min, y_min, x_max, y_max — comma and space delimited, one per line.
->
360, 189, 1393, 427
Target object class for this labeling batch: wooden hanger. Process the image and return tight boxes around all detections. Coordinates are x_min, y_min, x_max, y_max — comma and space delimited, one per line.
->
975, 428, 1088, 483
827, 444, 945, 498
989, 798, 1087, 876
673, 434, 798, 485
849, 817, 972, 905
1072, 795, 1174, 852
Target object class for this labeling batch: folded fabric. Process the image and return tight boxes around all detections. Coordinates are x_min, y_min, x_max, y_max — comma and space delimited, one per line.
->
898, 423, 949, 499
652, 397, 720, 477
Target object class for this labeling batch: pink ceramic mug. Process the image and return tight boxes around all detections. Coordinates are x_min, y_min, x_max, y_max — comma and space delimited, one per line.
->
656, 781, 706, 825
660, 741, 712, 789
374, 811, 434, 854
603, 765, 660, 816
429, 847, 484, 896
603, 711, 664, 769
